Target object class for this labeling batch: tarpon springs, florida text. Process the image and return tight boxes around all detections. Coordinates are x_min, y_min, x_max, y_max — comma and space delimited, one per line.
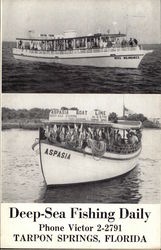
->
8, 206, 152, 244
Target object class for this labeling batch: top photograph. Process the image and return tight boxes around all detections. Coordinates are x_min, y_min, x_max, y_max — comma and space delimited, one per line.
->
2, 0, 161, 93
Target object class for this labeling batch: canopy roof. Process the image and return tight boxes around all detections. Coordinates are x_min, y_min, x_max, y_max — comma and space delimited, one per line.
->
16, 33, 126, 41
41, 119, 142, 129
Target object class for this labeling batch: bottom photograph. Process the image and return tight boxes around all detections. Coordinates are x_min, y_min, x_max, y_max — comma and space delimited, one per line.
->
2, 94, 161, 203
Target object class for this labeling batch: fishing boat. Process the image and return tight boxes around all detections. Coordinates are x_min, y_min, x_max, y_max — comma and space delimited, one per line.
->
32, 108, 142, 186
13, 31, 153, 68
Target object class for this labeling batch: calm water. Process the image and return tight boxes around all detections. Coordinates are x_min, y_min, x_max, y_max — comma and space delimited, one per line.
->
2, 129, 160, 203
2, 42, 161, 93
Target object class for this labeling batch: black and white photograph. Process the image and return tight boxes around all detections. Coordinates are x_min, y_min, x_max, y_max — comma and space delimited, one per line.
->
1, 0, 161, 249
2, 94, 161, 203
2, 0, 161, 93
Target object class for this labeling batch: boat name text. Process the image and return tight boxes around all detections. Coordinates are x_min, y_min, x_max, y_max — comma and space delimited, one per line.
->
44, 148, 71, 160
114, 56, 140, 60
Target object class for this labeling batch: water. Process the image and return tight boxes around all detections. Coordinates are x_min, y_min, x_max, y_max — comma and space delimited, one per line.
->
2, 129, 160, 203
2, 42, 161, 93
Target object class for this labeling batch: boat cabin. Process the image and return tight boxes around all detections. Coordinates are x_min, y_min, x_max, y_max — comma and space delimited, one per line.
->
40, 108, 142, 156
16, 32, 139, 52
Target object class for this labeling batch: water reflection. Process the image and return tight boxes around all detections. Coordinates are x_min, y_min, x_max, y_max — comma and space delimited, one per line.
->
44, 166, 142, 203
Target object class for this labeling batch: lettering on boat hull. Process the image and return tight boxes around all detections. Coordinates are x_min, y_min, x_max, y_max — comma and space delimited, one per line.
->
44, 148, 71, 160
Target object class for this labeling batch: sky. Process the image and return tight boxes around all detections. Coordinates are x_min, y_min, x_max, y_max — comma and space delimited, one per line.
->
2, 94, 161, 119
2, 0, 161, 43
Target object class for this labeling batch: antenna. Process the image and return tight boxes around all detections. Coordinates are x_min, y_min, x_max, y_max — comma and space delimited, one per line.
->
123, 95, 125, 118
125, 14, 145, 38
28, 30, 35, 38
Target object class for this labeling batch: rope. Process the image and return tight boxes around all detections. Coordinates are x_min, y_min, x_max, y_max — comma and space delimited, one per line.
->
32, 140, 39, 151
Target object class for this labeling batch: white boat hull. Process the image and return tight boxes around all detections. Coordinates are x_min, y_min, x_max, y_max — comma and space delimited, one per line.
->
39, 141, 141, 185
13, 48, 152, 68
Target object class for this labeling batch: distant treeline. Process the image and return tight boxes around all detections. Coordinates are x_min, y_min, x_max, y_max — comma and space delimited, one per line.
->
2, 107, 160, 130
103, 111, 160, 129
120, 113, 160, 128
2, 107, 50, 120
2, 107, 50, 130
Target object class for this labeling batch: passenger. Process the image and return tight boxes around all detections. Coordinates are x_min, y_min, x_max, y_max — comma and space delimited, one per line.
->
99, 39, 104, 48
113, 130, 117, 142
87, 127, 93, 139
131, 131, 138, 144
95, 38, 99, 47
104, 128, 110, 144
74, 123, 78, 132
77, 128, 87, 148
127, 131, 138, 145
37, 42, 41, 50
66, 126, 72, 142
30, 41, 34, 50
121, 38, 127, 48
133, 38, 138, 46
136, 129, 142, 141
115, 38, 121, 48
49, 125, 57, 143
116, 131, 122, 145
78, 129, 84, 148
76, 39, 80, 48
98, 129, 103, 140
59, 127, 66, 143
69, 131, 77, 147
94, 128, 100, 140
87, 40, 91, 49
34, 42, 38, 50
68, 40, 73, 50
18, 40, 23, 49
103, 40, 107, 48
129, 38, 134, 47
42, 42, 46, 50
101, 128, 106, 140
107, 38, 112, 48
109, 128, 115, 145
86, 131, 92, 141
65, 41, 69, 50
45, 125, 50, 138
40, 127, 47, 140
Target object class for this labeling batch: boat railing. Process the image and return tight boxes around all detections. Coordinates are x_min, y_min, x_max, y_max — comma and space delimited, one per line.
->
13, 46, 140, 55
106, 142, 141, 154
46, 135, 141, 155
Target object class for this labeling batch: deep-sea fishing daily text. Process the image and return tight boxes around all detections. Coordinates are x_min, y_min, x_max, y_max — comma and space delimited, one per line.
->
1, 204, 160, 248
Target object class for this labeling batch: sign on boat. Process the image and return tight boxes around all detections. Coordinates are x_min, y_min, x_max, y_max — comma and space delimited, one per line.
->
13, 30, 153, 68
32, 108, 142, 186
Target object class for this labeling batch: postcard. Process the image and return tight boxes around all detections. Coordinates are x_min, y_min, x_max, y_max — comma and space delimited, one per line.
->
1, 0, 161, 249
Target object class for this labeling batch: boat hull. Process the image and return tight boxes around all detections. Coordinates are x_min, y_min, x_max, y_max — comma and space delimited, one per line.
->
13, 48, 152, 68
39, 141, 141, 185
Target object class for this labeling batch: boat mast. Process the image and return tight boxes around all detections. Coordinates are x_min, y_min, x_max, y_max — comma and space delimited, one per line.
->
126, 14, 145, 40
123, 95, 125, 118
123, 95, 125, 139
126, 15, 128, 38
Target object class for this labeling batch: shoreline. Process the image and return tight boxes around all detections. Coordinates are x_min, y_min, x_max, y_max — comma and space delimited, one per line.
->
2, 121, 42, 130
2, 121, 161, 131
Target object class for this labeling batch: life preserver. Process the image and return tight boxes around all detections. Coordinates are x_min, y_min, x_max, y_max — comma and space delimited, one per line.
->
88, 139, 106, 158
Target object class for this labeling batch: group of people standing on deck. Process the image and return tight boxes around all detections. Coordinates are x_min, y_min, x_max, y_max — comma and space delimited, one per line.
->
43, 124, 141, 151
17, 37, 138, 51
